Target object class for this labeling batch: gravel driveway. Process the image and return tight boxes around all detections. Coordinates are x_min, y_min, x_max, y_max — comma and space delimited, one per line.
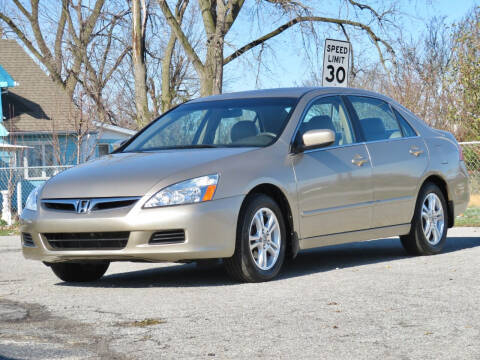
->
1, 227, 479, 359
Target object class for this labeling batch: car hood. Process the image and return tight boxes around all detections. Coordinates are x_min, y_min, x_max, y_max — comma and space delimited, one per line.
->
41, 148, 254, 198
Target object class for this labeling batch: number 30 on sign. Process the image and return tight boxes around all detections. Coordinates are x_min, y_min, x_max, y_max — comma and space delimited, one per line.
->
322, 39, 351, 87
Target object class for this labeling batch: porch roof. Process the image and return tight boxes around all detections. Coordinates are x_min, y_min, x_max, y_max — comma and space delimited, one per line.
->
0, 65, 15, 88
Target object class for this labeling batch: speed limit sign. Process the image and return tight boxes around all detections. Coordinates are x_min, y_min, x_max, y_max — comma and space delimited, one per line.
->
322, 39, 351, 87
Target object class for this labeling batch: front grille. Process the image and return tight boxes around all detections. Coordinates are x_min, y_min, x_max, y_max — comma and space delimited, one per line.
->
44, 232, 129, 250
149, 230, 185, 244
22, 233, 35, 247
43, 202, 76, 211
42, 197, 140, 213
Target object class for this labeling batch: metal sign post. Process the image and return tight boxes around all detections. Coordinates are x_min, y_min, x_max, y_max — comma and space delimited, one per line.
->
322, 39, 351, 87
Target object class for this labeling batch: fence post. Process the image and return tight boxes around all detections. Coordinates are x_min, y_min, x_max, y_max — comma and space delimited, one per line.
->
17, 182, 22, 215
1, 190, 12, 226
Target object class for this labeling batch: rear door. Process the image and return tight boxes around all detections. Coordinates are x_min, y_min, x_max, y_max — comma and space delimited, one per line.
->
292, 96, 373, 238
346, 96, 428, 227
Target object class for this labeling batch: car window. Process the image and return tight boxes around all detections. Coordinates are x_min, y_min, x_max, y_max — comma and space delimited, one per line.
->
348, 96, 402, 141
141, 110, 207, 149
297, 96, 355, 146
213, 109, 260, 144
393, 108, 417, 137
123, 98, 297, 151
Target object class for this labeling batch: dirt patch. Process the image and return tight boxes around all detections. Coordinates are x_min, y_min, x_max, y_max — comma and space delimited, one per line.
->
469, 194, 480, 207
0, 298, 128, 360
119, 318, 167, 327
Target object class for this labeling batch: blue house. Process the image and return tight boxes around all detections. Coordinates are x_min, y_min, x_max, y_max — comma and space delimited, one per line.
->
0, 39, 135, 218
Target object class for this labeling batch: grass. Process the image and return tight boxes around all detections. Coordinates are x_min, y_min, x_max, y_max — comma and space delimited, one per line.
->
454, 194, 480, 227
455, 206, 480, 227
0, 226, 19, 236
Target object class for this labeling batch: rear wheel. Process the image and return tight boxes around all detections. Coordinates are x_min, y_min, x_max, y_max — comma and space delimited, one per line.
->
224, 194, 286, 282
400, 183, 448, 255
49, 261, 110, 282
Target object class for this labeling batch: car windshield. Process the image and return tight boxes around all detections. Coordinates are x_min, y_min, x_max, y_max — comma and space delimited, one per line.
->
123, 97, 297, 152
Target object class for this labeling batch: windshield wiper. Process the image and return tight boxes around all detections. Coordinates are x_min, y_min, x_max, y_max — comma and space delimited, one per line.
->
124, 144, 219, 152
171, 145, 219, 149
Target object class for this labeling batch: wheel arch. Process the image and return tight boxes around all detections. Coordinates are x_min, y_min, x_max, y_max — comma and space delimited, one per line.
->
240, 183, 299, 259
419, 174, 454, 228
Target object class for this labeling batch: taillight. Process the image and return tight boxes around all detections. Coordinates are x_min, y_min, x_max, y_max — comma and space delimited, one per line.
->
459, 145, 464, 161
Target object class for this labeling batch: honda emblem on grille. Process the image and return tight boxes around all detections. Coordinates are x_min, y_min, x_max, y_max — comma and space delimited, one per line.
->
76, 200, 91, 214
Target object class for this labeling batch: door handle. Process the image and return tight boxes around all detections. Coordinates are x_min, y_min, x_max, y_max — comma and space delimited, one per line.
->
352, 154, 368, 166
409, 146, 424, 157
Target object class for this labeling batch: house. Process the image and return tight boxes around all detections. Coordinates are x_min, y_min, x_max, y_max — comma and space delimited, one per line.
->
0, 39, 135, 172
0, 39, 135, 219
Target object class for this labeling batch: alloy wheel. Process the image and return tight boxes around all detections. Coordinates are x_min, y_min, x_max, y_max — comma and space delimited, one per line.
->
421, 193, 445, 246
249, 207, 281, 270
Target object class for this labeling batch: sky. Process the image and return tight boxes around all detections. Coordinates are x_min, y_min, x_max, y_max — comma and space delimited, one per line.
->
223, 0, 479, 93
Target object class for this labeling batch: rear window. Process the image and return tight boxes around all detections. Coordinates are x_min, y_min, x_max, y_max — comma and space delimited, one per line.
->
393, 108, 417, 137
348, 96, 403, 141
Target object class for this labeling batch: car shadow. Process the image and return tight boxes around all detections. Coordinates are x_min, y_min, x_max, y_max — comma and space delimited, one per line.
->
57, 236, 480, 288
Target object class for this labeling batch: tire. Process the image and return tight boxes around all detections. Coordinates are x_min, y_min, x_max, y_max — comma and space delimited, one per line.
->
49, 261, 110, 282
224, 194, 286, 282
400, 183, 449, 255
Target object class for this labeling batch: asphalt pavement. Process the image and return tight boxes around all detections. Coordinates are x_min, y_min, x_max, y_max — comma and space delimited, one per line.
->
1, 227, 479, 359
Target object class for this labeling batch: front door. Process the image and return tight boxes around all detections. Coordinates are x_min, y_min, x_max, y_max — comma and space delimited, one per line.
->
292, 96, 373, 239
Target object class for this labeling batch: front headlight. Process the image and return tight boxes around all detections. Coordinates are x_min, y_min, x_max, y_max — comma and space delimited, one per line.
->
25, 185, 42, 211
143, 174, 219, 208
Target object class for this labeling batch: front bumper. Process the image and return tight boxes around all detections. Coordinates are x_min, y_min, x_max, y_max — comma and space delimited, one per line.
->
20, 195, 244, 263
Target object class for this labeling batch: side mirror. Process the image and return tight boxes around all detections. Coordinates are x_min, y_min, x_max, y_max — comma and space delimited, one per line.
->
299, 129, 335, 152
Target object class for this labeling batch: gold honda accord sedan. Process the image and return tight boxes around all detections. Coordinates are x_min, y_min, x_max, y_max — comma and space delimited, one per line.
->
20, 87, 469, 283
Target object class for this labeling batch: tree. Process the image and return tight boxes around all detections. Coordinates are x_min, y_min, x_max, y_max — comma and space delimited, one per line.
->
0, 0, 131, 125
354, 17, 453, 130
132, 0, 150, 126
0, 0, 77, 97
157, 0, 396, 96
65, 0, 131, 124
161, 0, 190, 112
448, 6, 480, 140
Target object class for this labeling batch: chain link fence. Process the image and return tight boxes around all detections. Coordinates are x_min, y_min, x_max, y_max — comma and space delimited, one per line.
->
460, 142, 480, 196
0, 165, 72, 224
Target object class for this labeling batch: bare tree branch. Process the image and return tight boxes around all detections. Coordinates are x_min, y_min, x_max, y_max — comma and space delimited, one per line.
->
161, 0, 190, 112
197, 0, 217, 34
54, 0, 68, 74
347, 0, 382, 20
339, 23, 356, 78
224, 15, 396, 70
157, 0, 205, 75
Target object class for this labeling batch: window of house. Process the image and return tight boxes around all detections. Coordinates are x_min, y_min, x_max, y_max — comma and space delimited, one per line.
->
97, 144, 110, 157
23, 143, 56, 179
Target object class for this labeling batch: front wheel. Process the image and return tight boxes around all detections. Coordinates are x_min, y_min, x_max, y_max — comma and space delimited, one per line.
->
400, 183, 448, 255
224, 194, 286, 282
48, 261, 110, 282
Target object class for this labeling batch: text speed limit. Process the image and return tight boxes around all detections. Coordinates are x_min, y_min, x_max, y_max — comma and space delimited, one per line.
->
322, 39, 351, 87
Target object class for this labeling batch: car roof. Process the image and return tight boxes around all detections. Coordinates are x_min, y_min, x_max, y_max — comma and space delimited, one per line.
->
185, 87, 429, 131
187, 87, 396, 103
